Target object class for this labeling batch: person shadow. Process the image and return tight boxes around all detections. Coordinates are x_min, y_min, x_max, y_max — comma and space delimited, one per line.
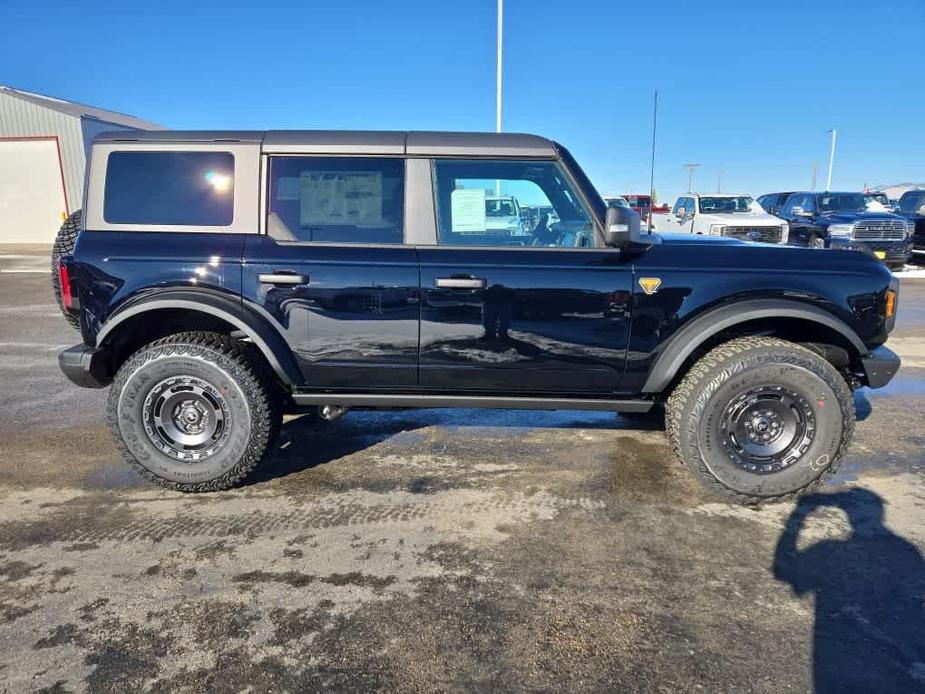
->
773, 489, 925, 692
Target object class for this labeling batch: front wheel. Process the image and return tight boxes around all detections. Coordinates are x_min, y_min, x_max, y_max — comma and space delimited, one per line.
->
808, 235, 826, 250
107, 332, 282, 492
666, 337, 855, 504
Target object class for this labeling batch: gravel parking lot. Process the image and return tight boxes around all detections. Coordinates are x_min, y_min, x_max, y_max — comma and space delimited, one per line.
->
1, 265, 923, 692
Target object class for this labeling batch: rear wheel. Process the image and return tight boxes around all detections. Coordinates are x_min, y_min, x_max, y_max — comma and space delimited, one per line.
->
666, 337, 854, 504
107, 332, 282, 492
51, 210, 82, 330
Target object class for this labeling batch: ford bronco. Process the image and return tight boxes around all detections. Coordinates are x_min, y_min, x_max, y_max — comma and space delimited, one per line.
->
54, 130, 901, 503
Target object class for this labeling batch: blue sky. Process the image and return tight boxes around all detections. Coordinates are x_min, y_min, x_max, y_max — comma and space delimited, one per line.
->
2, 0, 923, 203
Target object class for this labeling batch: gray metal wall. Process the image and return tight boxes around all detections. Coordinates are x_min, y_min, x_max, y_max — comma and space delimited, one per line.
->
0, 92, 133, 213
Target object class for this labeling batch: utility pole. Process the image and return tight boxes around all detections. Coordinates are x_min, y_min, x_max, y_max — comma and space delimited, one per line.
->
683, 163, 700, 193
495, 0, 503, 195
648, 90, 658, 232
825, 129, 837, 191
716, 167, 723, 193
811, 162, 818, 191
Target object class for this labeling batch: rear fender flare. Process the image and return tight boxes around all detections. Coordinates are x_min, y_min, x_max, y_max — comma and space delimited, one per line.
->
641, 298, 867, 394
96, 289, 302, 387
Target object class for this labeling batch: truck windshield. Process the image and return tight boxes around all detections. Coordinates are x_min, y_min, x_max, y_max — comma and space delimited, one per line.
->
699, 196, 753, 213
899, 192, 925, 213
486, 200, 517, 217
817, 193, 868, 212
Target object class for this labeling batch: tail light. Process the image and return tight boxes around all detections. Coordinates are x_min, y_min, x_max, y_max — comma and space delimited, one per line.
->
58, 260, 74, 311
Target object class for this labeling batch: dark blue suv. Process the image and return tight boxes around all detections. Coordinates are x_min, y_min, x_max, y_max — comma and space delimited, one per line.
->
772, 191, 913, 268
53, 130, 901, 504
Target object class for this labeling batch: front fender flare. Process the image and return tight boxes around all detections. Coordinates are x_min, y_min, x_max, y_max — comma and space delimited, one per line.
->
96, 289, 302, 387
641, 298, 868, 394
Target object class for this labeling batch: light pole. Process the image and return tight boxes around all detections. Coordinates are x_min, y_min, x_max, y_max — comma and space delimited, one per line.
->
811, 162, 818, 191
495, 0, 503, 195
683, 163, 700, 193
825, 129, 837, 191
496, 0, 503, 134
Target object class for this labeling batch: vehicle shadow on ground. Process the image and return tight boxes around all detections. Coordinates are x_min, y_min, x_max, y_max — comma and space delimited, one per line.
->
245, 407, 666, 486
773, 488, 925, 690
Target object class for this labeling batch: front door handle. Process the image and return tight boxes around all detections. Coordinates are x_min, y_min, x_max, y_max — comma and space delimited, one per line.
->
435, 277, 487, 289
259, 272, 308, 286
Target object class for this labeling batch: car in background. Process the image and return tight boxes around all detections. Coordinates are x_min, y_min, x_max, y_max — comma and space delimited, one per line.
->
650, 193, 788, 243
774, 191, 913, 268
757, 191, 795, 217
604, 196, 631, 208
620, 194, 669, 222
892, 189, 925, 261
485, 195, 525, 235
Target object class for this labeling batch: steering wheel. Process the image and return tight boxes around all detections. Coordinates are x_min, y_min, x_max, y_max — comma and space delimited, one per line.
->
530, 212, 561, 246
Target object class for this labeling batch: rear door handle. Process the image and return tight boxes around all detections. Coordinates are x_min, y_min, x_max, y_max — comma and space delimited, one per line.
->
259, 272, 308, 286
435, 277, 487, 289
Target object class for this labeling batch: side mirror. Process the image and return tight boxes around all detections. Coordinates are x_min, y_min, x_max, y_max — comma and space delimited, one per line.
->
604, 204, 641, 247
676, 207, 687, 218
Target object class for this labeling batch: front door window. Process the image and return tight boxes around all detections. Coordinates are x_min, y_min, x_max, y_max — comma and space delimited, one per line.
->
432, 159, 595, 248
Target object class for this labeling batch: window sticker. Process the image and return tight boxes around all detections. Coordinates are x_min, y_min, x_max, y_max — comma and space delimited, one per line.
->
276, 177, 300, 201
451, 188, 487, 233
299, 172, 382, 226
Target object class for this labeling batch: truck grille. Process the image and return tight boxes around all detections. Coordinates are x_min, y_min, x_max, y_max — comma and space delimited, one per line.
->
852, 220, 906, 241
722, 226, 782, 243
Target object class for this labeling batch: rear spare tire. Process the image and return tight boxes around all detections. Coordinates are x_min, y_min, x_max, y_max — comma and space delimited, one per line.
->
666, 336, 855, 504
107, 331, 282, 492
51, 209, 81, 330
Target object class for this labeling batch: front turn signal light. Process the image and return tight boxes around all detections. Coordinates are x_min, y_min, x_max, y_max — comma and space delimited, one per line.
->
885, 289, 896, 319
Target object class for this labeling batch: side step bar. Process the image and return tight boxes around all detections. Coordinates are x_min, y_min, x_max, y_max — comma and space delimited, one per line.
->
291, 393, 654, 413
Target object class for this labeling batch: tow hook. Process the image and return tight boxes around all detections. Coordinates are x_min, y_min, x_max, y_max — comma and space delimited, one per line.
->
318, 404, 349, 421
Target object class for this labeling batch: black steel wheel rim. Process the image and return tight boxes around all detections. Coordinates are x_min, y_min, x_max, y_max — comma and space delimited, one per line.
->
719, 384, 816, 474
142, 376, 232, 462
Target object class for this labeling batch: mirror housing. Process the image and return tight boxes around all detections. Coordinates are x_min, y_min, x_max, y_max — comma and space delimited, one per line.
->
676, 207, 687, 218
604, 204, 642, 247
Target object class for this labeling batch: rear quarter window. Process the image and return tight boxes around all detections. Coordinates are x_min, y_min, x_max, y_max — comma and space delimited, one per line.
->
104, 151, 235, 226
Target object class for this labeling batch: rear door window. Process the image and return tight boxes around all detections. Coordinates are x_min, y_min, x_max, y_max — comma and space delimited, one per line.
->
104, 151, 235, 226
267, 157, 405, 244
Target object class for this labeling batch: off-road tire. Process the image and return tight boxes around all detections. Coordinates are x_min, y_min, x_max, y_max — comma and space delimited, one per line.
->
51, 210, 82, 329
666, 336, 855, 504
107, 331, 283, 492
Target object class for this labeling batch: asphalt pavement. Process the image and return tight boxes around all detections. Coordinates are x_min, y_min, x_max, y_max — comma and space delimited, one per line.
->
1, 266, 923, 692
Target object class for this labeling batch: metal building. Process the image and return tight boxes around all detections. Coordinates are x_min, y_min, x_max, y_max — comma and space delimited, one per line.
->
0, 85, 162, 243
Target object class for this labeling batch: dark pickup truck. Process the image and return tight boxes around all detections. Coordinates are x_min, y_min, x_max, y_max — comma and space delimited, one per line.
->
771, 191, 913, 268
53, 130, 900, 504
892, 189, 925, 261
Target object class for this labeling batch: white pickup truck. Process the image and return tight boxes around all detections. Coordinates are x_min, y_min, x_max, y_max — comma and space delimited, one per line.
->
651, 193, 789, 244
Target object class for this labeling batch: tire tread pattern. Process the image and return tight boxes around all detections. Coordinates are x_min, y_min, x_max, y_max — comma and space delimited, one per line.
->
106, 331, 282, 492
50, 210, 82, 330
665, 336, 855, 504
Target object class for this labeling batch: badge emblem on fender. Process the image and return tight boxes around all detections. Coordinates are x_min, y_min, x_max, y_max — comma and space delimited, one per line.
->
638, 277, 662, 295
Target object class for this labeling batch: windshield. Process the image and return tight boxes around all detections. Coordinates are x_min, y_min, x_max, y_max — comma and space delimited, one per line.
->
605, 197, 630, 208
486, 199, 517, 217
817, 193, 868, 213
624, 195, 650, 209
699, 196, 753, 213
865, 193, 889, 206
899, 192, 925, 213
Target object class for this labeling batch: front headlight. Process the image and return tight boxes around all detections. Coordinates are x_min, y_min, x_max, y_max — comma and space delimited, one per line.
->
779, 223, 789, 244
907, 221, 916, 238
828, 223, 854, 238
709, 224, 725, 236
